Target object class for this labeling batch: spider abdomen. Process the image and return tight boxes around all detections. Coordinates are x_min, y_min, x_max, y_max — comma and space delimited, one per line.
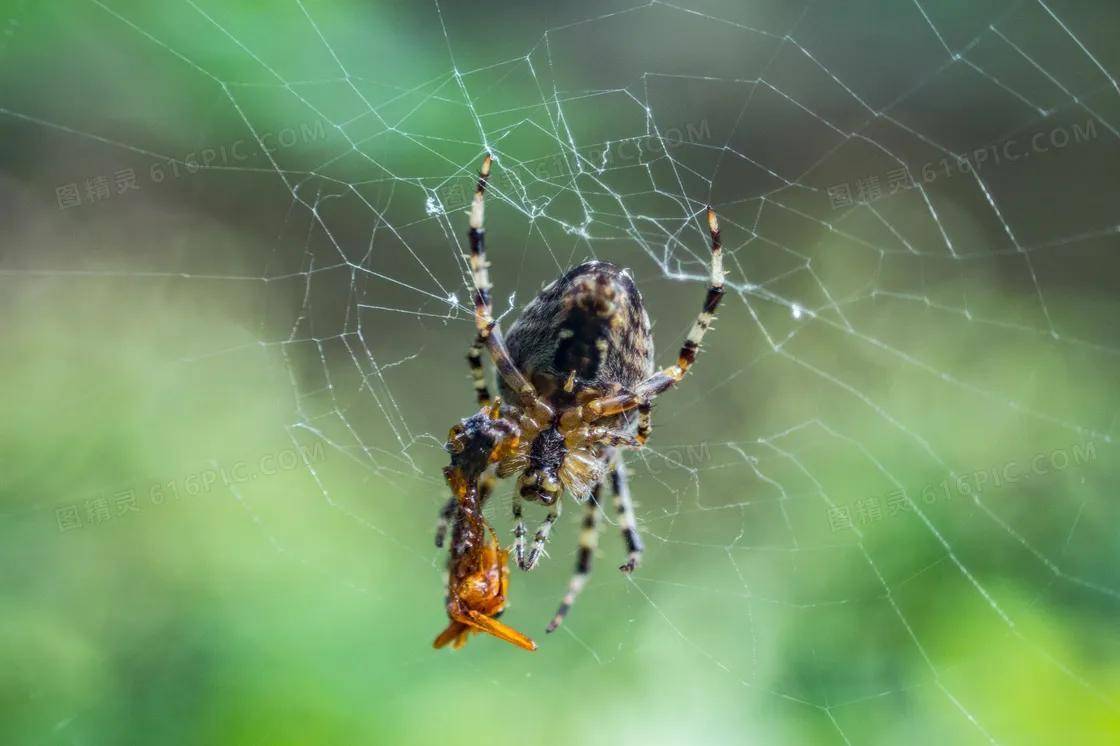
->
501, 260, 655, 404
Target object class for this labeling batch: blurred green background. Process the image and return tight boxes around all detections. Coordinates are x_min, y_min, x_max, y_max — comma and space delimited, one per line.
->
2, 1, 1118, 744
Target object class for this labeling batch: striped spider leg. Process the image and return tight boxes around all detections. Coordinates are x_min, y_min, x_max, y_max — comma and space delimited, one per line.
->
545, 450, 643, 633
582, 207, 725, 428
435, 154, 551, 549
466, 154, 549, 421
553, 207, 723, 578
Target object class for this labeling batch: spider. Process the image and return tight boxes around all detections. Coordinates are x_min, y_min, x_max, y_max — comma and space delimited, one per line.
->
434, 154, 724, 643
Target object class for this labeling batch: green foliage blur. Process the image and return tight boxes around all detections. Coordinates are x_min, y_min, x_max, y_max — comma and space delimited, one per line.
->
2, 2, 1118, 744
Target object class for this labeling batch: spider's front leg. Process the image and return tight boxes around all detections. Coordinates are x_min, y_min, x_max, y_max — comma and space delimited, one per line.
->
465, 154, 547, 420
466, 332, 491, 407
583, 207, 725, 422
437, 333, 498, 548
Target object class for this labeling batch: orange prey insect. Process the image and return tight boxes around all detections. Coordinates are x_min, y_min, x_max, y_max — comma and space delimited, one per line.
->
434, 401, 537, 651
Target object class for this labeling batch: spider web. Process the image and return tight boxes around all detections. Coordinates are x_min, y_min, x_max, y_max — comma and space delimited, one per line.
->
3, 0, 1119, 742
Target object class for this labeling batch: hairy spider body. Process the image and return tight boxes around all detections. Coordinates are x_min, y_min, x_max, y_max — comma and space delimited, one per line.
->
503, 261, 654, 403
434, 154, 725, 645
497, 262, 654, 501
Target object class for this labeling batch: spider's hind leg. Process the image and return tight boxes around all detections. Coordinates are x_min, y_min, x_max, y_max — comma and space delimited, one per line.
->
465, 154, 544, 414
610, 453, 644, 573
546, 483, 602, 632
467, 332, 491, 407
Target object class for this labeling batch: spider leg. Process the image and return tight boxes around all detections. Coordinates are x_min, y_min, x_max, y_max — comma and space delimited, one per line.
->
586, 426, 640, 449
636, 402, 653, 445
466, 154, 547, 416
512, 494, 526, 569
521, 498, 561, 571
467, 333, 491, 406
546, 483, 602, 633
439, 331, 497, 548
610, 453, 644, 573
583, 208, 724, 421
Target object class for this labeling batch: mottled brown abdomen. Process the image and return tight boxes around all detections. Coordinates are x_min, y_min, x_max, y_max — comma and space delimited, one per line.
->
499, 261, 655, 408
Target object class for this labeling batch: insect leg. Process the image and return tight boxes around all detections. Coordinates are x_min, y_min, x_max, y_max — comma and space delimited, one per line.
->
434, 496, 456, 548
432, 619, 471, 649
546, 483, 602, 633
462, 609, 537, 651
477, 466, 496, 508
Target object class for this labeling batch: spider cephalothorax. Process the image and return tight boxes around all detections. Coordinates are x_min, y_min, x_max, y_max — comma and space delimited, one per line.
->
516, 425, 566, 503
434, 154, 725, 648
